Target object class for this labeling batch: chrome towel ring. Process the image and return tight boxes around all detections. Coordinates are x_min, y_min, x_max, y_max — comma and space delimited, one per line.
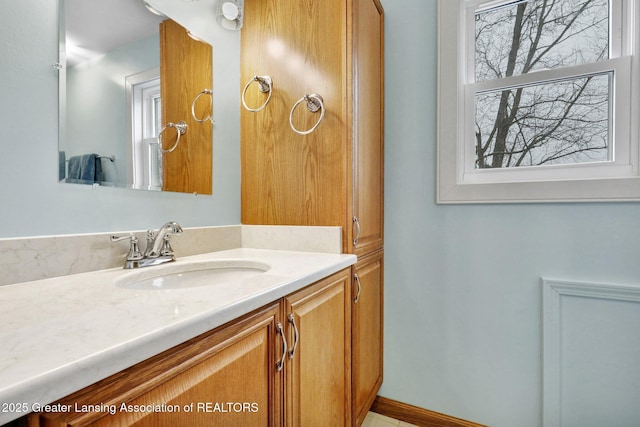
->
242, 75, 273, 112
289, 94, 325, 135
191, 89, 214, 123
159, 121, 188, 153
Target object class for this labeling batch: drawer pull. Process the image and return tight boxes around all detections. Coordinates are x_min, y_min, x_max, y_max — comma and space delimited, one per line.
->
352, 216, 361, 246
288, 313, 299, 359
354, 273, 362, 304
275, 321, 288, 371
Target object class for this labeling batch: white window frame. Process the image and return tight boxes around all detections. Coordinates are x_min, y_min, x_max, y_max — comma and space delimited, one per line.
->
125, 67, 162, 190
437, 0, 640, 203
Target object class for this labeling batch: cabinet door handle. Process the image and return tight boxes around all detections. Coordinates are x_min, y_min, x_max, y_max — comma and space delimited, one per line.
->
353, 273, 362, 304
288, 313, 299, 359
352, 216, 361, 246
275, 322, 288, 371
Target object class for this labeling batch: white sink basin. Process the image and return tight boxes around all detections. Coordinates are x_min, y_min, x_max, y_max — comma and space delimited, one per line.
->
114, 259, 270, 290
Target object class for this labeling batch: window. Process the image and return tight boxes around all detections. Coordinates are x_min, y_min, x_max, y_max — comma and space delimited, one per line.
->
140, 81, 163, 190
437, 0, 640, 202
126, 68, 163, 190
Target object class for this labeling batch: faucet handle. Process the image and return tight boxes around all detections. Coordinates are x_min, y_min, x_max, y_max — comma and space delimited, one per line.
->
144, 230, 157, 257
160, 234, 176, 256
110, 233, 143, 261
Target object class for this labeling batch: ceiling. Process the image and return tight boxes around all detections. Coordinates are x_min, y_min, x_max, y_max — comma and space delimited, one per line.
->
65, 0, 165, 66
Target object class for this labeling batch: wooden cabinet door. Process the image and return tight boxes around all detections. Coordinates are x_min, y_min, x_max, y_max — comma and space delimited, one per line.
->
283, 269, 352, 427
352, 249, 384, 426
350, 0, 384, 257
160, 19, 212, 194
30, 304, 282, 427
240, 0, 348, 237
240, 0, 384, 255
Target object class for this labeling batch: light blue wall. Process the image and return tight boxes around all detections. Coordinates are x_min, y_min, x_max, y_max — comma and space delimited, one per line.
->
380, 1, 640, 425
0, 0, 240, 238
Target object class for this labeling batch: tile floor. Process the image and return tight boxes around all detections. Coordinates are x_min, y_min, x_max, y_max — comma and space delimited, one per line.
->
362, 411, 419, 427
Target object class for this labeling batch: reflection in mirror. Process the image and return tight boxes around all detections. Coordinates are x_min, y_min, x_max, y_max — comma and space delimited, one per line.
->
59, 0, 214, 194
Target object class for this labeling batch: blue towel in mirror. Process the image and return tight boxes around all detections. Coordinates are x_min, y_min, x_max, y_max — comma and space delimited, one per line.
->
67, 156, 81, 181
67, 154, 103, 183
59, 151, 66, 181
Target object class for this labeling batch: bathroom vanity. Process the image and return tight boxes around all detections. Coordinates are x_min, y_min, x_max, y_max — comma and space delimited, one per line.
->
0, 239, 356, 426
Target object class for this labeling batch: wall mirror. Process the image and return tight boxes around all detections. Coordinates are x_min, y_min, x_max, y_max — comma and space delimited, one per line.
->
59, 0, 214, 194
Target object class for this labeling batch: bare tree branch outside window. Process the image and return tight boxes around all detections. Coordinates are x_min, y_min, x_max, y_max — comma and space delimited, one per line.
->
474, 0, 611, 169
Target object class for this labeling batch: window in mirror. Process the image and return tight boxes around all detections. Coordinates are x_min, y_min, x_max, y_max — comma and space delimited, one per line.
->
127, 68, 163, 190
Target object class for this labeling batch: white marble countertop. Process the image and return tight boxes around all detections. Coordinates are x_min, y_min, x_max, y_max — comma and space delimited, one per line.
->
0, 248, 356, 424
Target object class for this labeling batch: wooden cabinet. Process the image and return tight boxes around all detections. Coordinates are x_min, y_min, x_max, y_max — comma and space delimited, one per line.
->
29, 303, 282, 427
351, 0, 385, 258
284, 270, 352, 426
351, 250, 384, 426
240, 0, 384, 257
240, 0, 384, 424
29, 270, 351, 427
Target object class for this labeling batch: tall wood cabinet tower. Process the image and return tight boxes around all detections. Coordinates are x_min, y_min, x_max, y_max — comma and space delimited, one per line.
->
240, 0, 384, 425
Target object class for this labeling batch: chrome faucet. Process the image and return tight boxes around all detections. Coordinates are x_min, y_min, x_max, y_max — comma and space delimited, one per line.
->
111, 221, 183, 269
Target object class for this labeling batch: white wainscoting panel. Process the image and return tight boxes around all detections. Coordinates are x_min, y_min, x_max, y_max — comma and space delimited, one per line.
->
542, 279, 640, 427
